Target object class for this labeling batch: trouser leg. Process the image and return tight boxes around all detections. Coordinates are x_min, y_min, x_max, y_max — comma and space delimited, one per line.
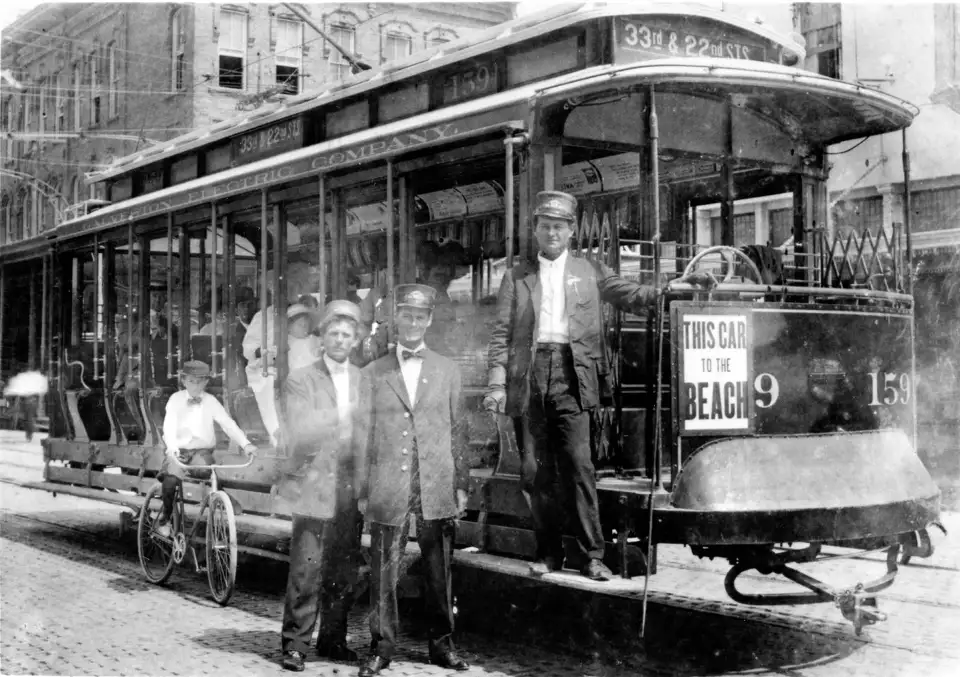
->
22, 396, 37, 440
416, 516, 456, 653
368, 521, 406, 660
554, 409, 604, 561
282, 516, 326, 654
160, 475, 181, 518
318, 503, 360, 645
523, 402, 565, 562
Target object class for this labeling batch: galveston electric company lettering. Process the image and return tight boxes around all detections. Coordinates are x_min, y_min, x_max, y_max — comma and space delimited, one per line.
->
83, 123, 461, 232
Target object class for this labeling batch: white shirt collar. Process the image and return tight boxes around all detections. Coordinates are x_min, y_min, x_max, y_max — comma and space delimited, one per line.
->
538, 249, 568, 270
323, 354, 349, 374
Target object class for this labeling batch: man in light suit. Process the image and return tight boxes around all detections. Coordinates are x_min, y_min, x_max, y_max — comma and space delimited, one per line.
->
484, 190, 713, 581
279, 300, 369, 672
359, 284, 469, 676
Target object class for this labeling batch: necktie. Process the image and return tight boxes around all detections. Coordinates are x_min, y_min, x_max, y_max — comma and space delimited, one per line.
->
187, 396, 203, 406
401, 349, 423, 361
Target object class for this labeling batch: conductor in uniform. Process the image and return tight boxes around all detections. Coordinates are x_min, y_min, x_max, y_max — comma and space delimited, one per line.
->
279, 300, 369, 672
359, 284, 469, 676
484, 190, 713, 581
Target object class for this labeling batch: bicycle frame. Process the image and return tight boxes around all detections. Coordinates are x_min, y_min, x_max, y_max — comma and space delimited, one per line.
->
167, 454, 254, 569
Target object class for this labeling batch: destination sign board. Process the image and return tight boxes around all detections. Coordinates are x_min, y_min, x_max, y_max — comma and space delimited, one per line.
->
674, 306, 754, 435
231, 116, 305, 165
615, 16, 778, 65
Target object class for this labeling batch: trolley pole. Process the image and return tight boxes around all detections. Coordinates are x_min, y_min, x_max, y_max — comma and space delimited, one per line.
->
901, 128, 913, 294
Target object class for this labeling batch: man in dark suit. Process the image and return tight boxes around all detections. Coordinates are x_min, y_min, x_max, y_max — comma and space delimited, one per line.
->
359, 284, 469, 676
483, 190, 712, 581
279, 300, 369, 672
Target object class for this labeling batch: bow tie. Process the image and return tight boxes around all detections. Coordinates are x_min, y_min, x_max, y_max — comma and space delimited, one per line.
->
401, 349, 424, 361
187, 396, 203, 406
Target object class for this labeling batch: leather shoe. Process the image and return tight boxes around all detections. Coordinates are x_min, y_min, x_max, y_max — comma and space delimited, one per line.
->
529, 555, 564, 576
315, 640, 357, 662
582, 558, 613, 581
282, 650, 305, 672
359, 655, 390, 677
429, 649, 469, 671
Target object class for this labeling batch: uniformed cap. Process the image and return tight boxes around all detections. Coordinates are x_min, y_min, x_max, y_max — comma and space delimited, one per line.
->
179, 360, 211, 379
317, 299, 362, 331
395, 283, 436, 310
533, 190, 577, 222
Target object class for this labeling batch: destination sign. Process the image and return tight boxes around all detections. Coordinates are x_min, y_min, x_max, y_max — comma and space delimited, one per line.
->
232, 116, 305, 165
615, 16, 776, 65
675, 307, 754, 435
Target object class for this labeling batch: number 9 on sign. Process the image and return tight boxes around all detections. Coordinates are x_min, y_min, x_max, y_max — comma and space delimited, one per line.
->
754, 373, 779, 408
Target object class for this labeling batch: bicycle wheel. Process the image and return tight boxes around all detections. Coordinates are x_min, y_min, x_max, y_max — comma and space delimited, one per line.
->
206, 490, 238, 605
137, 484, 177, 584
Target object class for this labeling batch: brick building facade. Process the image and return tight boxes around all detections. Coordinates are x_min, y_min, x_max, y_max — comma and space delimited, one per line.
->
0, 2, 514, 242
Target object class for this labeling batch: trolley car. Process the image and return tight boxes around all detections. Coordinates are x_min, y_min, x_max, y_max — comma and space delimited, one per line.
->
0, 3, 941, 633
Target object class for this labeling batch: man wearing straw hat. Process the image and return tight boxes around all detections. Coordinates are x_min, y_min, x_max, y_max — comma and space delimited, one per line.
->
483, 190, 714, 582
359, 284, 469, 676
279, 300, 369, 672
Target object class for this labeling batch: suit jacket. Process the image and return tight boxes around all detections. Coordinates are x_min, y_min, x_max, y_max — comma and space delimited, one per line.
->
487, 254, 657, 417
279, 358, 369, 520
363, 348, 467, 526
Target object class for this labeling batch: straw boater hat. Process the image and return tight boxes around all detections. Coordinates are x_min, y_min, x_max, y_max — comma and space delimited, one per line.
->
317, 300, 362, 332
179, 360, 211, 379
286, 303, 320, 328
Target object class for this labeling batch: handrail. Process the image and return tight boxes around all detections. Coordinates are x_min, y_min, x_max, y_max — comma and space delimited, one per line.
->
665, 281, 913, 305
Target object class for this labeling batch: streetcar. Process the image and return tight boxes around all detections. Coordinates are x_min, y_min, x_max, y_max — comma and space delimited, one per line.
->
0, 3, 941, 633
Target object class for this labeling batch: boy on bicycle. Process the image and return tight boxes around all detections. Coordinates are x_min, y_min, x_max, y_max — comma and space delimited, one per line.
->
158, 360, 257, 537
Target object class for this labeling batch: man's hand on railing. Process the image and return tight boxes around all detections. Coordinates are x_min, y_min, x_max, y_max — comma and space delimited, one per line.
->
673, 270, 718, 291
242, 443, 258, 457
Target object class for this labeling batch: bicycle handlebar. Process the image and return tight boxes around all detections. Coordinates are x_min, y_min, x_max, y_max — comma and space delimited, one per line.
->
167, 452, 256, 471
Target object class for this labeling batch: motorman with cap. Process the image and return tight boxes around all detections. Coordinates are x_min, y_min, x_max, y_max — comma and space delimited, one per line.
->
279, 300, 370, 672
358, 284, 469, 676
157, 360, 258, 537
483, 190, 715, 582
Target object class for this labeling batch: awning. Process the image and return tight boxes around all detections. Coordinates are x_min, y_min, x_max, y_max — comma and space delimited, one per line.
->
539, 60, 917, 147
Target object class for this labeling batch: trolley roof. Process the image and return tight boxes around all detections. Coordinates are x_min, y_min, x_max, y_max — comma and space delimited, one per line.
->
51, 59, 918, 244
85, 2, 807, 185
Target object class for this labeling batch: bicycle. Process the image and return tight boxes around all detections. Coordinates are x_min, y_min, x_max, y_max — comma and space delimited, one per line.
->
137, 451, 254, 605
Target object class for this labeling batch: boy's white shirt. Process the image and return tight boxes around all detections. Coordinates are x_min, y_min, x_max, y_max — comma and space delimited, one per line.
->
162, 390, 251, 455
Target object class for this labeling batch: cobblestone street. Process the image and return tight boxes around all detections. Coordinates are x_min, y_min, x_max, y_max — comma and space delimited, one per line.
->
2, 432, 959, 676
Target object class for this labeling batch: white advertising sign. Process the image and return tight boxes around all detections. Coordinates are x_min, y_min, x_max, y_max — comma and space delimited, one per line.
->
679, 312, 752, 433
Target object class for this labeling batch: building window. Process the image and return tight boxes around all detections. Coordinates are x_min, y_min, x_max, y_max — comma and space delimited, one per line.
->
2, 101, 11, 158
39, 80, 47, 138
911, 187, 960, 233
89, 48, 100, 125
329, 23, 356, 81
23, 87, 31, 132
171, 9, 186, 92
73, 62, 82, 131
71, 176, 81, 206
108, 42, 119, 117
275, 18, 302, 95
383, 32, 412, 63
795, 3, 841, 79
55, 74, 64, 133
218, 9, 247, 90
